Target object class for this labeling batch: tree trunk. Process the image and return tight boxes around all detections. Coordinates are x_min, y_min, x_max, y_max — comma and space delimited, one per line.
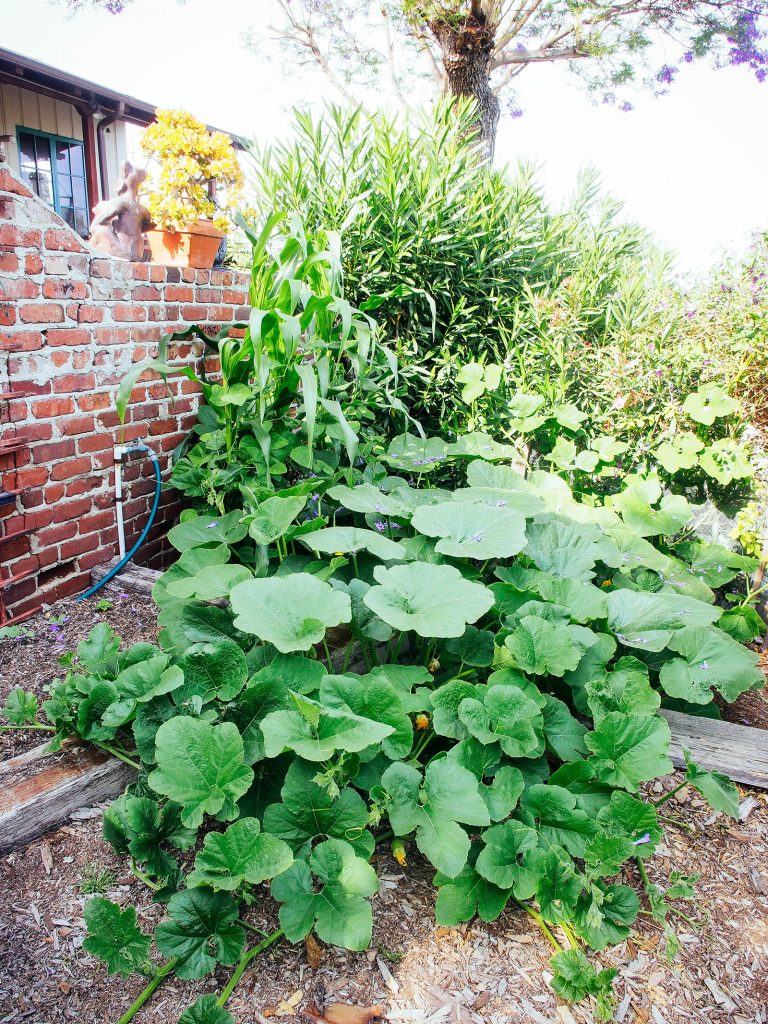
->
430, 14, 499, 160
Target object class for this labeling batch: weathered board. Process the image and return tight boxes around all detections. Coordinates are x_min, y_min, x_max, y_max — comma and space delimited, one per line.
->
0, 741, 135, 855
90, 558, 162, 596
661, 708, 768, 790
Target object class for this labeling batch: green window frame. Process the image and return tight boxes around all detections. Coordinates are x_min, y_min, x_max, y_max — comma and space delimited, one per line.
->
16, 126, 90, 237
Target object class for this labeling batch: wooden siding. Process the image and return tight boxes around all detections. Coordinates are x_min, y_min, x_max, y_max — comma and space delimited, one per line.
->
0, 83, 83, 179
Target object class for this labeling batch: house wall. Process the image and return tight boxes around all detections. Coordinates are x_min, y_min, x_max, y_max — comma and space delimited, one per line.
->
0, 165, 249, 621
0, 83, 137, 209
0, 83, 84, 168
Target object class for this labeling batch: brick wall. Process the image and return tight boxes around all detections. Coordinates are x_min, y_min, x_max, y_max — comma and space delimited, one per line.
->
0, 166, 249, 620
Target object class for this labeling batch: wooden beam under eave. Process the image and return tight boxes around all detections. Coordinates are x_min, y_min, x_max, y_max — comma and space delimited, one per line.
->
81, 110, 100, 213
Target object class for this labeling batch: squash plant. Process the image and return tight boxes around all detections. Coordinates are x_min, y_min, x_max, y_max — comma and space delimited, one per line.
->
4, 435, 764, 1024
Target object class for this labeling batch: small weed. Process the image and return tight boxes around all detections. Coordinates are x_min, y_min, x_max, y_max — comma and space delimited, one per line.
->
79, 863, 117, 895
377, 946, 404, 964
94, 599, 114, 613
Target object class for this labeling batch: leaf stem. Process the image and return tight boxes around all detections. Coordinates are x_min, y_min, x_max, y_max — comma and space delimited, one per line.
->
113, 958, 178, 1024
216, 929, 284, 1007
0, 723, 55, 731
519, 903, 562, 952
130, 857, 160, 891
635, 856, 652, 890
322, 637, 335, 672
237, 918, 270, 937
94, 741, 141, 770
653, 781, 687, 807
658, 812, 695, 834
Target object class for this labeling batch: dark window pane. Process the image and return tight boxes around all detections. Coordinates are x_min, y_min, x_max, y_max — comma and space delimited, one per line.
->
60, 205, 75, 229
55, 140, 71, 175
58, 175, 73, 200
73, 209, 89, 236
18, 132, 36, 167
72, 177, 86, 208
35, 138, 52, 175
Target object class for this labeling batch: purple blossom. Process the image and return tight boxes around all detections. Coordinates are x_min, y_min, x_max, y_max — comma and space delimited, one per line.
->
374, 520, 387, 533
471, 532, 483, 543
619, 101, 634, 113
632, 833, 651, 847
683, 51, 694, 64
656, 64, 678, 86
206, 521, 219, 529
654, 369, 663, 378
374, 502, 389, 515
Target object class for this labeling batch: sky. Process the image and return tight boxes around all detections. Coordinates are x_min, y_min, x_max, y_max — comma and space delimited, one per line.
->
3, 0, 768, 276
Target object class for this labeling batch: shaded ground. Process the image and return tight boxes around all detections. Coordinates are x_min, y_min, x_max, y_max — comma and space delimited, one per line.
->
0, 594, 159, 758
0, 781, 766, 1024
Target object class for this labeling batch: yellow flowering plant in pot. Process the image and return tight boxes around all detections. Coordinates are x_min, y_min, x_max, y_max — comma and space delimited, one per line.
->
140, 108, 244, 269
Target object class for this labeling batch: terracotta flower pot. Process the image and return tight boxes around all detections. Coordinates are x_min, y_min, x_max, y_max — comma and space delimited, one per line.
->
145, 219, 225, 270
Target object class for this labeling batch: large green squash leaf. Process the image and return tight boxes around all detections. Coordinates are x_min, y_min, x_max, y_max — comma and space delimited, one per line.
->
382, 759, 490, 877
412, 500, 527, 559
660, 625, 763, 703
364, 563, 494, 638
83, 897, 151, 978
606, 590, 720, 652
260, 691, 394, 761
585, 713, 673, 792
230, 573, 351, 652
155, 888, 244, 979
300, 526, 403, 561
149, 717, 254, 829
189, 817, 293, 890
271, 838, 378, 950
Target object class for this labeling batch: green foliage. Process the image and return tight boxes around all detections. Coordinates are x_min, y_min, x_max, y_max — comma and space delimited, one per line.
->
83, 897, 151, 978
21, 315, 765, 1024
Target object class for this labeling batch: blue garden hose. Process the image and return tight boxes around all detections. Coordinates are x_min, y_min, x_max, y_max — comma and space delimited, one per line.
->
77, 443, 162, 602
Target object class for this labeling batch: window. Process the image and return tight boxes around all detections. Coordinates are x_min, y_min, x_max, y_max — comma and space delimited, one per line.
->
17, 128, 89, 236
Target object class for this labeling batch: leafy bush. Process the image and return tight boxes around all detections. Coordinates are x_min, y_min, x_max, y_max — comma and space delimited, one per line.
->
5, 435, 764, 1022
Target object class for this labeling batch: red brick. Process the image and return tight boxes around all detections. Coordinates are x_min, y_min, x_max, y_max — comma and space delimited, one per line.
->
13, 466, 49, 488
46, 328, 91, 346
1, 278, 40, 299
94, 326, 130, 346
0, 224, 41, 247
77, 393, 110, 412
50, 456, 92, 480
80, 544, 118, 571
0, 168, 34, 197
181, 305, 208, 320
21, 422, 55, 442
43, 279, 89, 300
32, 396, 75, 418
60, 415, 95, 436
210, 305, 234, 321
77, 304, 104, 323
43, 484, 66, 503
25, 253, 43, 274
52, 573, 93, 601
223, 288, 247, 304
64, 477, 98, 497
234, 306, 251, 320
89, 258, 113, 279
165, 285, 194, 302
32, 440, 77, 464
36, 521, 79, 546
60, 533, 101, 561
20, 303, 65, 324
149, 265, 166, 283
54, 497, 93, 523
78, 433, 113, 453
0, 252, 19, 273
44, 227, 88, 252
132, 285, 162, 301
0, 304, 16, 326
131, 263, 150, 281
79, 508, 115, 534
112, 304, 147, 322
53, 373, 96, 393
51, 351, 70, 368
